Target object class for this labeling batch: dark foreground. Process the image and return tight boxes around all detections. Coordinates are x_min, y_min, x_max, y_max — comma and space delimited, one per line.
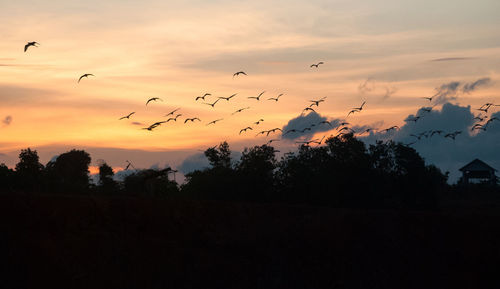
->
1, 194, 499, 289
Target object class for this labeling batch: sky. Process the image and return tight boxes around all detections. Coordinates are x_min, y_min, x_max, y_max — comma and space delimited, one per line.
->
1, 0, 500, 182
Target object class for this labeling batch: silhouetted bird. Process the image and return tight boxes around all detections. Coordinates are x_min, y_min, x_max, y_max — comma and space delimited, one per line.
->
232, 107, 250, 115
283, 129, 297, 135
207, 119, 223, 125
119, 112, 135, 120
124, 160, 135, 170
165, 108, 180, 117
421, 107, 433, 113
78, 74, 94, 83
196, 93, 211, 101
318, 120, 332, 127
239, 127, 252, 134
146, 97, 162, 105
310, 62, 324, 68
347, 109, 359, 116
422, 96, 433, 102
309, 97, 327, 107
24, 41, 40, 52
184, 118, 201, 123
166, 113, 182, 122
384, 126, 399, 132
218, 93, 237, 101
248, 91, 265, 101
233, 71, 247, 77
267, 139, 280, 145
254, 119, 264, 125
302, 107, 316, 114
204, 98, 220, 108
268, 94, 283, 101
352, 101, 366, 111
300, 127, 312, 133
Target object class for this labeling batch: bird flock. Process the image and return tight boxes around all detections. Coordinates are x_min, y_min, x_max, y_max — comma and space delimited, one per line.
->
19, 41, 500, 167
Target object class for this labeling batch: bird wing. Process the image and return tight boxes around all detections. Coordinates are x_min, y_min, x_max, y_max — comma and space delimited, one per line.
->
24, 43, 30, 52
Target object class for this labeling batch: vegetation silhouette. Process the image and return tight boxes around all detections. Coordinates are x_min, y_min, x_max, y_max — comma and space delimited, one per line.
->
0, 134, 497, 207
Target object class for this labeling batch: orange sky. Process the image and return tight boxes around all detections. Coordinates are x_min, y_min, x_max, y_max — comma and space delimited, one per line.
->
1, 0, 500, 169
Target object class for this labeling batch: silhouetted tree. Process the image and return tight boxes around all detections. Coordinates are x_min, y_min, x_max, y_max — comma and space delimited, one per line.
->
205, 141, 232, 168
45, 149, 91, 194
236, 145, 277, 201
181, 142, 239, 200
123, 168, 179, 197
15, 148, 44, 192
0, 163, 15, 193
97, 161, 119, 194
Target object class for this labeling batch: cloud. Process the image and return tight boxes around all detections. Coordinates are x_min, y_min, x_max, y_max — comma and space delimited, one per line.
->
431, 57, 473, 62
462, 77, 491, 93
281, 111, 339, 140
431, 77, 492, 104
431, 81, 461, 104
2, 116, 12, 126
360, 103, 500, 183
178, 153, 210, 174
358, 78, 397, 100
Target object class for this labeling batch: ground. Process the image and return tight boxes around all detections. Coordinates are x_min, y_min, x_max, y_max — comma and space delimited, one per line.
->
1, 194, 499, 289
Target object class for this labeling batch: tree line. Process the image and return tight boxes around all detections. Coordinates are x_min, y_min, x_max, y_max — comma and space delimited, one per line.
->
1, 134, 497, 208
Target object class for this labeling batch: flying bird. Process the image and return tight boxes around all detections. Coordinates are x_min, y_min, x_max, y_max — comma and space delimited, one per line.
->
218, 93, 237, 101
310, 62, 324, 68
165, 108, 180, 117
384, 126, 399, 132
184, 117, 201, 123
119, 112, 135, 120
146, 97, 162, 105
166, 114, 182, 122
232, 107, 250, 115
347, 109, 359, 117
248, 91, 265, 101
233, 71, 247, 77
207, 118, 223, 126
267, 139, 281, 145
422, 96, 433, 102
283, 129, 297, 135
318, 120, 332, 127
302, 107, 316, 114
124, 160, 135, 170
204, 98, 220, 108
24, 41, 40, 52
309, 97, 327, 107
352, 101, 366, 111
268, 94, 283, 102
254, 119, 264, 125
239, 127, 253, 134
78, 74, 94, 83
196, 93, 211, 101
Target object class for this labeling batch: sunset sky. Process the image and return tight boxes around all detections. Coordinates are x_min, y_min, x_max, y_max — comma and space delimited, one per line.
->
1, 0, 500, 180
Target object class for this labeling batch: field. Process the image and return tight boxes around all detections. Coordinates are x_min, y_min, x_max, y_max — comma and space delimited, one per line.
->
1, 194, 499, 289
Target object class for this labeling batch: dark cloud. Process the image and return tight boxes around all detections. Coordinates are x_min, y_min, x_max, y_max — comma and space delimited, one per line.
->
2, 116, 12, 126
178, 153, 210, 174
281, 111, 339, 140
431, 78, 492, 104
462, 77, 491, 93
431, 81, 461, 104
431, 57, 473, 62
360, 103, 500, 183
